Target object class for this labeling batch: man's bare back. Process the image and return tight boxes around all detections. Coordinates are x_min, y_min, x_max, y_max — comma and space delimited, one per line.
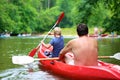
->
69, 36, 98, 66
59, 23, 98, 66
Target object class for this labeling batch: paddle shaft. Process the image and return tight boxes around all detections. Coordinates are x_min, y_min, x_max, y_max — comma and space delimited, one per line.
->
98, 53, 120, 60
42, 12, 64, 42
38, 55, 117, 60
12, 54, 120, 65
34, 56, 114, 61
36, 20, 59, 48
36, 12, 64, 48
29, 12, 64, 57
98, 56, 112, 58
34, 57, 59, 61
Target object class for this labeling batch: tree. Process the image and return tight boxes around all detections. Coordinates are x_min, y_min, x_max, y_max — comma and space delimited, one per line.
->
0, 0, 120, 34
104, 0, 120, 34
71, 0, 95, 25
88, 0, 112, 28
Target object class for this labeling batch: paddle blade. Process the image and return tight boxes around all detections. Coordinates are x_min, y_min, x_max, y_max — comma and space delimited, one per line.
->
28, 48, 37, 57
28, 46, 40, 57
113, 52, 120, 60
12, 56, 34, 65
56, 12, 64, 24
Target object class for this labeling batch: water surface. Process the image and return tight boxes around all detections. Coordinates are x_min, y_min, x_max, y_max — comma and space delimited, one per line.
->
0, 36, 120, 80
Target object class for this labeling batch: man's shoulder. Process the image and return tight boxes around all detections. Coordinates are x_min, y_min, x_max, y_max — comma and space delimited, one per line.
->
87, 36, 96, 40
87, 37, 96, 42
68, 39, 76, 43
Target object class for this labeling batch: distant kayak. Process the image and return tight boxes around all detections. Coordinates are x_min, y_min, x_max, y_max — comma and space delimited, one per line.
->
89, 34, 108, 37
37, 44, 120, 80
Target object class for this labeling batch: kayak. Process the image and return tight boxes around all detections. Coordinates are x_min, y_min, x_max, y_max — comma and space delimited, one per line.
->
89, 34, 108, 37
37, 44, 120, 80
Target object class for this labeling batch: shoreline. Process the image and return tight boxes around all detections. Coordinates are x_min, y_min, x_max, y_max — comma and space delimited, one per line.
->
19, 34, 120, 39
1, 34, 120, 39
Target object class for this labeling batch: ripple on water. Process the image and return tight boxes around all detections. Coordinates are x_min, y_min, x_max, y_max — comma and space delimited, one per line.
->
0, 62, 67, 80
0, 67, 59, 80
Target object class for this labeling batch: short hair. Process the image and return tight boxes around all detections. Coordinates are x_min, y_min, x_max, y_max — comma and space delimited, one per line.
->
77, 23, 88, 36
54, 27, 61, 35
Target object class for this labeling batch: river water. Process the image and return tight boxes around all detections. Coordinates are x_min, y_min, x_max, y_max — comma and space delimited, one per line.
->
0, 36, 120, 80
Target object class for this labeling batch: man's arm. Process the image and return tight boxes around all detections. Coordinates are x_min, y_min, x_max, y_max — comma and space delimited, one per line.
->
59, 41, 72, 60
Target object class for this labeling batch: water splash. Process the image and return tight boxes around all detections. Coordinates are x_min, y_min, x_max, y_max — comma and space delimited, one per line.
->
0, 62, 66, 80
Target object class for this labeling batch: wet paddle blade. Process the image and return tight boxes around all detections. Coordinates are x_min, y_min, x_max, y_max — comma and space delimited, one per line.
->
56, 12, 64, 24
28, 46, 40, 57
12, 56, 34, 65
99, 52, 120, 60
12, 56, 59, 65
113, 52, 120, 60
28, 48, 37, 57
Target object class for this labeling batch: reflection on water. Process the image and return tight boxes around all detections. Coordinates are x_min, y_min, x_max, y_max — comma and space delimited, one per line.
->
0, 37, 120, 80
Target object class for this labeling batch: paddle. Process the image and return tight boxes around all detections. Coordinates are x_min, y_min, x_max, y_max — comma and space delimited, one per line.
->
98, 52, 120, 60
12, 53, 120, 65
12, 56, 59, 65
28, 12, 64, 57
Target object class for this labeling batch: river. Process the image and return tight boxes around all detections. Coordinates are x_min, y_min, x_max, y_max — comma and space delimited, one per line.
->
0, 36, 120, 80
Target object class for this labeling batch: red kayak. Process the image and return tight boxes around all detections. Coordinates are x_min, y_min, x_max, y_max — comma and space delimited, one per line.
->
37, 44, 120, 80
89, 34, 108, 37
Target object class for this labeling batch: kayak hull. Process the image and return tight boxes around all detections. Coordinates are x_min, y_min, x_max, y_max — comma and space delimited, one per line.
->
37, 44, 120, 80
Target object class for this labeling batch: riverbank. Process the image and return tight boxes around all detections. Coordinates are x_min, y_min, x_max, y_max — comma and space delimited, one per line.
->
1, 33, 120, 39
30, 34, 120, 39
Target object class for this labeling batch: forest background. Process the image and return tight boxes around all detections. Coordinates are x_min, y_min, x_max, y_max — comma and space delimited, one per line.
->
0, 0, 119, 35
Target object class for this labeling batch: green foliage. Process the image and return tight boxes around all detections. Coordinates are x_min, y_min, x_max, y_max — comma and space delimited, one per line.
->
88, 0, 113, 28
56, 0, 74, 27
36, 7, 60, 33
61, 26, 96, 35
105, 0, 120, 34
0, 0, 120, 35
62, 27, 76, 35
71, 0, 96, 25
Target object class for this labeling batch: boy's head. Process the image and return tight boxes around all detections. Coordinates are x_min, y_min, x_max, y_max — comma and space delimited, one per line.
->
54, 27, 61, 35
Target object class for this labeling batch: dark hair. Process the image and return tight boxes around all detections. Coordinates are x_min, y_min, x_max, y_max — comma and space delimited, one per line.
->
77, 23, 88, 36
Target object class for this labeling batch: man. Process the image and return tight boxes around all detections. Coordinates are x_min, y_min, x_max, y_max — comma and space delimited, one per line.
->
94, 27, 99, 36
41, 27, 64, 57
59, 23, 98, 66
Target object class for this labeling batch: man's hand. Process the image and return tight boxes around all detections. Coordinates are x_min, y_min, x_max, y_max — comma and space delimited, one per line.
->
59, 54, 65, 62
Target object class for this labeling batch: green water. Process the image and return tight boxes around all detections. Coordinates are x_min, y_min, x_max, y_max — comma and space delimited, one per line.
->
98, 37, 120, 65
0, 36, 120, 80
